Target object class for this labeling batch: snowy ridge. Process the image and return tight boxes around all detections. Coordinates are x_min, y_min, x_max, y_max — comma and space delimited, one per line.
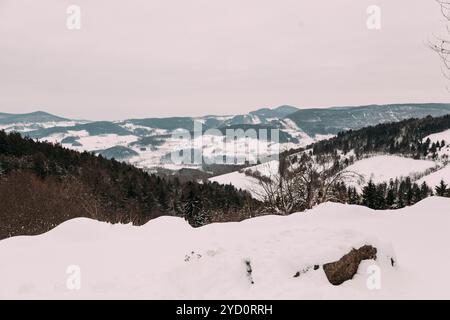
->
1, 197, 450, 299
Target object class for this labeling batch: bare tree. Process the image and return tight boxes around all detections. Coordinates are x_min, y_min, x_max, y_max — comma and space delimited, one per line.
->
431, 1, 450, 79
253, 153, 363, 215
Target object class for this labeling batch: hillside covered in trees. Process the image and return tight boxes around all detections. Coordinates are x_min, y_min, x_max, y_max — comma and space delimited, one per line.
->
259, 114, 450, 214
0, 131, 258, 239
308, 114, 450, 159
2, 114, 450, 240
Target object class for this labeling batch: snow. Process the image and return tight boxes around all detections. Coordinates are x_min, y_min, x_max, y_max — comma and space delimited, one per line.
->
209, 160, 279, 199
129, 133, 283, 170
424, 129, 450, 145
423, 129, 450, 158
250, 114, 261, 124
61, 134, 138, 152
344, 155, 437, 189
314, 133, 335, 141
246, 160, 280, 177
211, 155, 439, 198
280, 118, 315, 145
118, 123, 168, 136
210, 170, 261, 196
417, 165, 450, 188
1, 197, 450, 299
0, 121, 85, 133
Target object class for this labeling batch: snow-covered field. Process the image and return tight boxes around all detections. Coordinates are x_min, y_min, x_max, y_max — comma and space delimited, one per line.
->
1, 197, 450, 299
417, 165, 450, 187
423, 129, 450, 158
60, 133, 139, 152
209, 160, 279, 199
424, 129, 450, 145
344, 155, 437, 188
210, 155, 440, 196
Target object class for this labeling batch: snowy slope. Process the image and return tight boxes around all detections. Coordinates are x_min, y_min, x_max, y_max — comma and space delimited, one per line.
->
424, 129, 450, 145
345, 155, 437, 189
210, 171, 261, 195
423, 129, 450, 158
209, 160, 279, 198
417, 165, 450, 188
210, 155, 438, 196
0, 197, 449, 299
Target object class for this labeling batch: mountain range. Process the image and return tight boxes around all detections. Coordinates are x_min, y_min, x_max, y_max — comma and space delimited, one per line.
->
1, 103, 450, 171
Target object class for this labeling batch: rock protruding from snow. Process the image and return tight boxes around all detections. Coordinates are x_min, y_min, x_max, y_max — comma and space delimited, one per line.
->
1, 197, 450, 299
323, 245, 377, 285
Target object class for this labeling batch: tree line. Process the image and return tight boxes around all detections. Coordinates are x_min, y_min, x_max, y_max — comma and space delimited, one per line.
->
2, 113, 450, 239
283, 114, 450, 161
0, 131, 259, 239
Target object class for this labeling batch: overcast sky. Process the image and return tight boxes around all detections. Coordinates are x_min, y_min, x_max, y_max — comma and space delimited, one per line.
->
0, 0, 449, 120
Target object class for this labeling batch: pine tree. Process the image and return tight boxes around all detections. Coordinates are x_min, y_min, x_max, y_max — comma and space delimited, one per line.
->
420, 182, 432, 198
375, 184, 387, 209
435, 180, 448, 197
183, 189, 209, 227
386, 188, 396, 208
362, 181, 378, 209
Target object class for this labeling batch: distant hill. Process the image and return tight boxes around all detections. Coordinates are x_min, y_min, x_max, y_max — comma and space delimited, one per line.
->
286, 103, 450, 136
250, 105, 299, 118
4, 103, 450, 171
26, 121, 133, 139
307, 113, 450, 158
97, 146, 139, 160
0, 111, 69, 125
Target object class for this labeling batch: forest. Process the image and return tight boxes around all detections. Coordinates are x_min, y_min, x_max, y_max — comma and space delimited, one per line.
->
0, 131, 258, 239
285, 114, 450, 160
255, 114, 450, 214
2, 114, 450, 239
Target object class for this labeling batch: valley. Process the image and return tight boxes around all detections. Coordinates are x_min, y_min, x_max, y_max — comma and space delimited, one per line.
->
2, 104, 450, 300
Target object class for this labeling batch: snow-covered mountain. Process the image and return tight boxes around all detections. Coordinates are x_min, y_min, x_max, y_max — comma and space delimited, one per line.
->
0, 111, 86, 133
3, 103, 450, 172
211, 123, 450, 198
0, 111, 69, 124
2, 106, 450, 300
286, 103, 450, 136
1, 196, 449, 299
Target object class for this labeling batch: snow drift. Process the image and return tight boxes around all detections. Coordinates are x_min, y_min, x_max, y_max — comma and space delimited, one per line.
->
1, 197, 450, 299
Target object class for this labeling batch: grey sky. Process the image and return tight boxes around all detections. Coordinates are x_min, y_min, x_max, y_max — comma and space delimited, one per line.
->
0, 0, 449, 120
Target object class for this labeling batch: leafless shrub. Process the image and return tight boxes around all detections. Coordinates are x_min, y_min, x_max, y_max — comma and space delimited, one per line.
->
253, 153, 362, 215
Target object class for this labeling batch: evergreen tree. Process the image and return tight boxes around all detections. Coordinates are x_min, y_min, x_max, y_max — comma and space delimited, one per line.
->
362, 181, 378, 209
386, 188, 396, 208
435, 180, 449, 197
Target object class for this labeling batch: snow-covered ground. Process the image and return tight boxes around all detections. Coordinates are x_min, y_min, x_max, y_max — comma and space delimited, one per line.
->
423, 129, 450, 158
344, 155, 437, 189
209, 160, 279, 199
417, 165, 450, 188
424, 129, 450, 145
39, 128, 298, 170
54, 132, 138, 152
1, 197, 449, 299
210, 155, 439, 196
280, 118, 319, 145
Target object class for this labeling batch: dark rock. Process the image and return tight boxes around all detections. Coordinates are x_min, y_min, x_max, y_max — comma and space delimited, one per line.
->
293, 265, 320, 278
244, 260, 254, 284
390, 257, 396, 267
323, 245, 377, 285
